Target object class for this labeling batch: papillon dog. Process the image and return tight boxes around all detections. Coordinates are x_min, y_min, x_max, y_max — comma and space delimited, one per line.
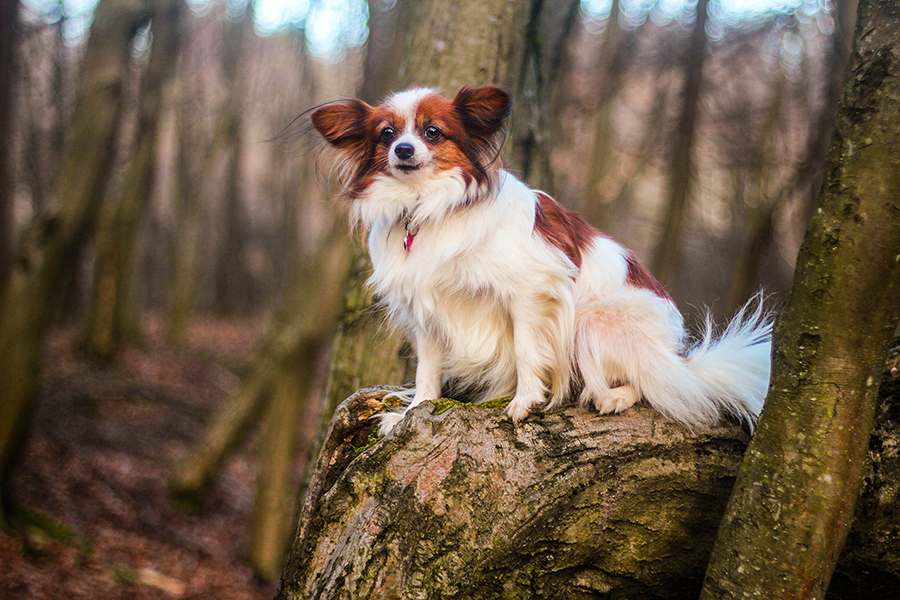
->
311, 85, 772, 436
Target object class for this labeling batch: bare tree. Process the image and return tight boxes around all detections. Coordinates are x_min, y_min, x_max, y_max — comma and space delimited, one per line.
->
650, 0, 710, 288
701, 0, 900, 594
84, 0, 183, 359
213, 4, 254, 317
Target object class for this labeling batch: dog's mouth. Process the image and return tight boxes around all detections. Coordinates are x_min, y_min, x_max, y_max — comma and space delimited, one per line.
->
395, 163, 421, 173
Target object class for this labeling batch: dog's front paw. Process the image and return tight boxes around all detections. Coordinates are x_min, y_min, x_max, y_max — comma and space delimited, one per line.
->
506, 394, 543, 423
593, 384, 640, 415
378, 411, 406, 437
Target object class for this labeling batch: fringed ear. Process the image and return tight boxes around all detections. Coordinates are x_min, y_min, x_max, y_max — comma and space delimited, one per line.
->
310, 99, 373, 151
450, 86, 512, 190
452, 86, 512, 143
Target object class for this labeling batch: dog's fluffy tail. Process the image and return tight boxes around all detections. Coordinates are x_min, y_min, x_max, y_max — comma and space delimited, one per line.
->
642, 295, 773, 430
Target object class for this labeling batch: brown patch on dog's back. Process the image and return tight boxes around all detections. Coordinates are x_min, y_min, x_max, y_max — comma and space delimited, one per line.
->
534, 192, 598, 269
624, 250, 671, 301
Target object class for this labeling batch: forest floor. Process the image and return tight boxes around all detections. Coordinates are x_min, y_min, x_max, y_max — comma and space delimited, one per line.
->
0, 317, 287, 600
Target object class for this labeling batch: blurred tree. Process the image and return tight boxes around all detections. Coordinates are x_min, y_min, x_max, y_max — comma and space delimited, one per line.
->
171, 30, 354, 579
172, 220, 351, 580
0, 0, 151, 525
359, 0, 407, 104
213, 2, 254, 317
509, 0, 582, 193
726, 66, 786, 313
650, 0, 710, 288
793, 0, 858, 213
84, 0, 183, 360
18, 5, 68, 219
701, 0, 900, 594
582, 0, 627, 225
0, 0, 21, 286
165, 9, 232, 344
165, 57, 206, 344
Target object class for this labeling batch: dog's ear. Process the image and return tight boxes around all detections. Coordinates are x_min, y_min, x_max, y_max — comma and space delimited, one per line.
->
311, 99, 373, 149
452, 86, 512, 141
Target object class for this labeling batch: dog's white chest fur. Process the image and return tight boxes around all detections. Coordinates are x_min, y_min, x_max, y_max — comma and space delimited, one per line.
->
366, 174, 563, 400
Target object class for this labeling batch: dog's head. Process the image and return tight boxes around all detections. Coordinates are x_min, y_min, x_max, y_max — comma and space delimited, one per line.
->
311, 86, 511, 199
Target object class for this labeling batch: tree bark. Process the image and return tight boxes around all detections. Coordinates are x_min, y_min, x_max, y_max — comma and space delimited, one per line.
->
282, 345, 900, 598
0, 0, 149, 525
830, 343, 900, 595
701, 0, 900, 594
278, 391, 750, 599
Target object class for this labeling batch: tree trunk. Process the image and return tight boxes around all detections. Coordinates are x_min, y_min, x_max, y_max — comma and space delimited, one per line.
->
649, 0, 709, 289
213, 8, 252, 317
282, 346, 900, 598
726, 68, 786, 313
0, 0, 20, 286
509, 0, 581, 192
581, 0, 626, 226
359, 0, 407, 104
0, 0, 149, 525
830, 342, 900, 596
701, 0, 900, 594
84, 0, 182, 359
248, 231, 352, 580
164, 72, 203, 345
172, 223, 352, 579
277, 391, 750, 599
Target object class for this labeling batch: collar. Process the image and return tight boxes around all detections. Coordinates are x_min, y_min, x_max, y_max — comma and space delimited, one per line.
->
403, 217, 419, 251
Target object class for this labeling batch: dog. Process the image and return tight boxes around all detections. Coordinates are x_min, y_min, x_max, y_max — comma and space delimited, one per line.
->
310, 85, 772, 436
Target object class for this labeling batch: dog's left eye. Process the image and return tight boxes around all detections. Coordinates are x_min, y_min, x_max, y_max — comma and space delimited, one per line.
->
424, 126, 442, 141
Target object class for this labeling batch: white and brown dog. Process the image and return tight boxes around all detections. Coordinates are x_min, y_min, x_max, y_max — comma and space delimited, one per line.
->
311, 85, 771, 436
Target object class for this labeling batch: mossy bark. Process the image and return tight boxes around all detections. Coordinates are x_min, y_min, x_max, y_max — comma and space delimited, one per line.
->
830, 343, 900, 595
278, 390, 750, 599
701, 0, 900, 595
278, 367, 900, 598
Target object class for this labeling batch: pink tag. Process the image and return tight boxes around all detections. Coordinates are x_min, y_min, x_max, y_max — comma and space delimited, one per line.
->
404, 231, 414, 251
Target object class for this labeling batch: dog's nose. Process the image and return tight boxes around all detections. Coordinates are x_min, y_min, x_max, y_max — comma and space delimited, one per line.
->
394, 143, 415, 160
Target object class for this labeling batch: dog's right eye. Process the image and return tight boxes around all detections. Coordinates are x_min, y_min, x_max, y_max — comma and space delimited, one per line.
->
380, 127, 395, 142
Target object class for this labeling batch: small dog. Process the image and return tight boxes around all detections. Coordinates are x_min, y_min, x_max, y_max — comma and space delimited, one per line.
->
311, 86, 772, 436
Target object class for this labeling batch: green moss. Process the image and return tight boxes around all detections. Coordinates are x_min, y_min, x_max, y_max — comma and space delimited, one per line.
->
479, 396, 513, 410
353, 432, 381, 456
432, 396, 512, 415
432, 398, 470, 414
